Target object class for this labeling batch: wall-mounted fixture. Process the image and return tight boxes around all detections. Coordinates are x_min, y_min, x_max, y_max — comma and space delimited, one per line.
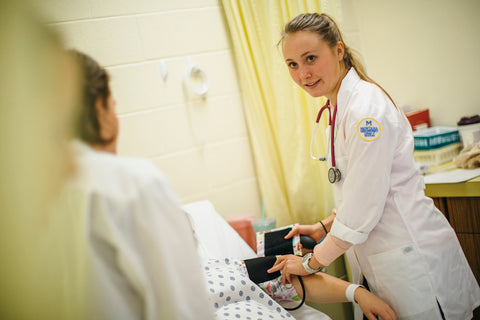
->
184, 57, 209, 98
159, 60, 168, 81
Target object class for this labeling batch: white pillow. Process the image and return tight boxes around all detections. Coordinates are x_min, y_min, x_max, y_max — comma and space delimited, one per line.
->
183, 200, 256, 262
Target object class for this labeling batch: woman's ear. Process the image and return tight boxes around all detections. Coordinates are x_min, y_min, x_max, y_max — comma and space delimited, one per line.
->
94, 96, 107, 130
336, 41, 345, 61
93, 94, 118, 153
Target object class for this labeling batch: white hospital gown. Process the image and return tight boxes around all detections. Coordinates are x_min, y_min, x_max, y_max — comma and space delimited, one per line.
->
68, 141, 214, 319
204, 258, 295, 320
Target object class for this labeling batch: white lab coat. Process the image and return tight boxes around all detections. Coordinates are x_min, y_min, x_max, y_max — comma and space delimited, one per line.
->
329, 69, 480, 320
67, 142, 214, 319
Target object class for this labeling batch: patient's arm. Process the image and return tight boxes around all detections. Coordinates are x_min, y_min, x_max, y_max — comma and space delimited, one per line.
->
291, 273, 396, 320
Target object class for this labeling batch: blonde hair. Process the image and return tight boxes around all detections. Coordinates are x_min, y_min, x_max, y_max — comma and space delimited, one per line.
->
281, 13, 395, 106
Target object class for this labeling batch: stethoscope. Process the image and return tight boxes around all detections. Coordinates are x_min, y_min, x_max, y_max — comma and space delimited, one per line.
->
310, 100, 342, 183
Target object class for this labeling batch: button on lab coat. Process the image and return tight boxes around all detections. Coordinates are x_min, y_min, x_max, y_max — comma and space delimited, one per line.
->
68, 142, 213, 319
329, 69, 480, 320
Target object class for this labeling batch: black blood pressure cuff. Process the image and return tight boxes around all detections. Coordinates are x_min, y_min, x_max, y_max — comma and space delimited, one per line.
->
263, 228, 317, 257
244, 256, 280, 284
245, 226, 317, 284
244, 225, 313, 311
243, 254, 307, 312
243, 251, 308, 312
264, 228, 294, 256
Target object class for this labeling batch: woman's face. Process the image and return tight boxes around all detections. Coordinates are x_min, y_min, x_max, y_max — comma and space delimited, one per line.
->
282, 31, 344, 100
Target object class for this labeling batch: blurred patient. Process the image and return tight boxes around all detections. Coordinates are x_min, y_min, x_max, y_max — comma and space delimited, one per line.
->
67, 50, 213, 319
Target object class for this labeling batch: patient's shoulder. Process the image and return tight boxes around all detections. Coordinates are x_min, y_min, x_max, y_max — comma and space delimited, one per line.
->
113, 154, 162, 180
77, 150, 172, 199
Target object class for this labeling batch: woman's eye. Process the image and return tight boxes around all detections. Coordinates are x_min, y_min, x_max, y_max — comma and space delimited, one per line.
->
306, 55, 316, 63
288, 62, 297, 69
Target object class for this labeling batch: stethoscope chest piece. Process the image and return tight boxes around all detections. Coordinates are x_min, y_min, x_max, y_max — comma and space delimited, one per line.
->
328, 167, 342, 184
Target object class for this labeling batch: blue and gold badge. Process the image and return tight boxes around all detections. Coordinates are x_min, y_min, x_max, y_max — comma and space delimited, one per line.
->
357, 117, 381, 141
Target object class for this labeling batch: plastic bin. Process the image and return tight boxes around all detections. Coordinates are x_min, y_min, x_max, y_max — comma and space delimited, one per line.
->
227, 217, 256, 251
405, 108, 430, 131
414, 143, 461, 165
413, 126, 460, 150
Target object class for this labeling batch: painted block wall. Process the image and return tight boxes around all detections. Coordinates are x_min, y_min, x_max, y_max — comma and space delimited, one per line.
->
355, 0, 480, 126
37, 0, 261, 219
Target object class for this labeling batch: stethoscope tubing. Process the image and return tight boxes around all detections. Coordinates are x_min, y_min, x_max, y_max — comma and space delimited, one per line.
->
310, 100, 341, 183
310, 103, 330, 162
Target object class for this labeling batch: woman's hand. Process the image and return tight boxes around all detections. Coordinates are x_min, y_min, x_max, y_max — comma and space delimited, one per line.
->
267, 255, 309, 284
285, 209, 336, 241
355, 287, 396, 320
284, 223, 324, 242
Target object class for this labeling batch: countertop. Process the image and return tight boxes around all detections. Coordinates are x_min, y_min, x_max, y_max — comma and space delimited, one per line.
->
425, 175, 480, 197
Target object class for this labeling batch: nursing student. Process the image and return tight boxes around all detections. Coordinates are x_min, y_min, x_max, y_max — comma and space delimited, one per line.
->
67, 50, 213, 319
268, 13, 480, 320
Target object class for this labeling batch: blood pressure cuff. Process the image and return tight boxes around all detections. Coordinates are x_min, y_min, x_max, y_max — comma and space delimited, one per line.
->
264, 228, 295, 256
244, 224, 315, 311
257, 226, 317, 257
242, 255, 306, 312
243, 256, 280, 284
257, 225, 300, 257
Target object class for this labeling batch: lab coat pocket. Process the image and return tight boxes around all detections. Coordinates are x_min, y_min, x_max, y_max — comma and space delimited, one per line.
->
367, 244, 437, 319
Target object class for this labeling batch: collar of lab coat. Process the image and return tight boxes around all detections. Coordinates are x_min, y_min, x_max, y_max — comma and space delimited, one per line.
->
335, 68, 361, 129
71, 139, 114, 159
71, 139, 93, 156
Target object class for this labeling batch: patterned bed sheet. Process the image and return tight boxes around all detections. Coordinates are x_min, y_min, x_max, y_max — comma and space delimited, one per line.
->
183, 200, 332, 320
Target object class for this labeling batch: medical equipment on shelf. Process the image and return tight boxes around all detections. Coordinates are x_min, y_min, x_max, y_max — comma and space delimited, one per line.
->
413, 126, 460, 150
310, 100, 341, 183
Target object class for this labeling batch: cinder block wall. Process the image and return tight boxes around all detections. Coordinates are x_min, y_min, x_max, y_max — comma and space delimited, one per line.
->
38, 0, 261, 218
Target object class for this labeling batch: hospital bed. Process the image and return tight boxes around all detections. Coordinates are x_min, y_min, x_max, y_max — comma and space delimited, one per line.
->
183, 200, 332, 320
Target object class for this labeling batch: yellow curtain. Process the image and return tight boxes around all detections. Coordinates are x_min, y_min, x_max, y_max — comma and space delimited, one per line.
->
221, 0, 342, 226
